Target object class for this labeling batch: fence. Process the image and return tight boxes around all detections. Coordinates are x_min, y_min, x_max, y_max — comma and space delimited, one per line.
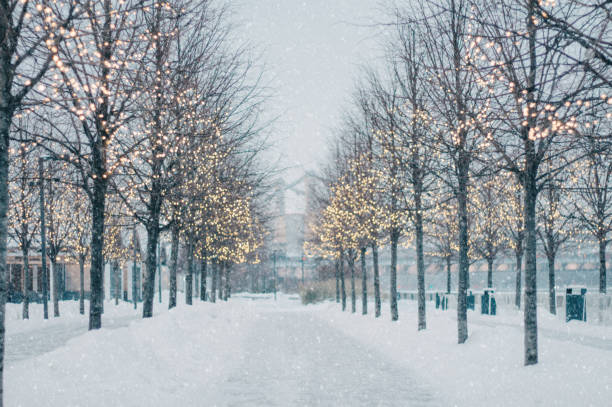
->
398, 289, 612, 325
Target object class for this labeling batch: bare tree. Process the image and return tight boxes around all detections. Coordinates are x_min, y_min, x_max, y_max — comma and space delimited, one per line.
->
537, 174, 575, 315
36, 0, 150, 330
467, 0, 609, 364
8, 129, 39, 319
568, 119, 612, 295
0, 2, 77, 402
470, 174, 511, 288
403, 0, 485, 342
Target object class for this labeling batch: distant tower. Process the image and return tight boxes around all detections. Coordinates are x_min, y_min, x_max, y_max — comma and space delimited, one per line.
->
275, 179, 286, 217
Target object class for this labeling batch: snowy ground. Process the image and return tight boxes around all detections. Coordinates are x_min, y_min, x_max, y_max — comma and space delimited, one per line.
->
5, 294, 612, 406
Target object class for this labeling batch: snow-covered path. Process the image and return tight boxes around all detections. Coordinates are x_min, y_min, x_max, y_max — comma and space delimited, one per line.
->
6, 296, 612, 406
215, 308, 437, 406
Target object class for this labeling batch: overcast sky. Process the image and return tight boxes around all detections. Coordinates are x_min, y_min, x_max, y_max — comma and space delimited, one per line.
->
235, 0, 385, 212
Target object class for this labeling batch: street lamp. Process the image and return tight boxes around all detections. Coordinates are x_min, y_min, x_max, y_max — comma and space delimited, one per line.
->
273, 251, 277, 301
36, 156, 61, 320
38, 157, 49, 319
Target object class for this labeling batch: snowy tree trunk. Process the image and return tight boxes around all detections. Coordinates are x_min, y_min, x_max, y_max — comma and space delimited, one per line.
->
51, 260, 60, 317
143, 223, 160, 318
224, 264, 230, 301
193, 262, 199, 299
340, 251, 346, 311
334, 259, 340, 303
390, 230, 399, 321
372, 244, 381, 318
547, 253, 556, 315
132, 259, 138, 310
112, 261, 120, 306
349, 252, 356, 313
523, 144, 539, 365
89, 170, 107, 330
361, 247, 367, 315
168, 225, 179, 309
79, 256, 85, 315
22, 249, 30, 319
0, 97, 10, 407
416, 207, 426, 330
456, 150, 469, 343
218, 262, 224, 302
522, 0, 539, 366
446, 256, 451, 294
211, 260, 217, 303
200, 256, 207, 301
185, 242, 193, 306
599, 236, 607, 294
515, 250, 523, 309
487, 258, 494, 289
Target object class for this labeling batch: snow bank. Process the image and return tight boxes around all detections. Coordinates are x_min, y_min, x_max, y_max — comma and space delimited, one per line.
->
6, 300, 258, 407
312, 300, 612, 407
6, 299, 138, 335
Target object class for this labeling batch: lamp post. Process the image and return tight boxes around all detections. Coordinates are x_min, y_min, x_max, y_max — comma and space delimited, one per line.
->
38, 157, 49, 319
36, 156, 63, 319
301, 255, 305, 285
273, 251, 277, 301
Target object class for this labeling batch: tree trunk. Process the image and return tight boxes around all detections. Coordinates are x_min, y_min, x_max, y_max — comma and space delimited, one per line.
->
218, 261, 224, 301
523, 148, 539, 365
0, 98, 12, 407
334, 258, 340, 303
185, 242, 193, 305
340, 250, 346, 311
112, 260, 120, 306
548, 253, 556, 315
522, 0, 540, 367
52, 260, 60, 317
515, 249, 523, 309
200, 256, 207, 301
390, 229, 399, 321
79, 256, 85, 315
599, 235, 607, 294
456, 151, 469, 343
89, 173, 106, 330
360, 247, 367, 315
193, 262, 199, 299
446, 256, 451, 294
224, 264, 230, 301
168, 226, 179, 309
211, 260, 217, 303
372, 244, 381, 318
143, 223, 160, 318
132, 257, 138, 310
487, 258, 494, 289
22, 249, 30, 319
416, 207, 426, 330
349, 252, 356, 313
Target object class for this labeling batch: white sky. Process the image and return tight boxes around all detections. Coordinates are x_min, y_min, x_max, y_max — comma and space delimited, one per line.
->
235, 0, 384, 212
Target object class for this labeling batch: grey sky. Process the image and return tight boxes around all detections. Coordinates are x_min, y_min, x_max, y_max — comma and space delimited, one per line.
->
235, 0, 384, 212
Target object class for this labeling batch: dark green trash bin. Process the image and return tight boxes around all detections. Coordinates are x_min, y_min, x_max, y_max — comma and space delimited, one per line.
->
466, 291, 475, 310
441, 294, 448, 310
566, 286, 587, 322
481, 289, 496, 315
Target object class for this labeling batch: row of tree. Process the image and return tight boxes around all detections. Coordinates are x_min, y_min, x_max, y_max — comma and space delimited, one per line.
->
0, 1, 271, 404
306, 0, 611, 367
